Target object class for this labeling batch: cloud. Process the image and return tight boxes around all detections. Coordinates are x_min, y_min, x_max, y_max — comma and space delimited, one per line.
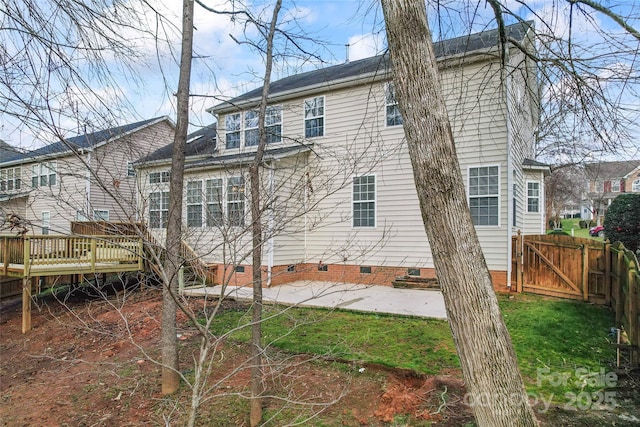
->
347, 33, 385, 61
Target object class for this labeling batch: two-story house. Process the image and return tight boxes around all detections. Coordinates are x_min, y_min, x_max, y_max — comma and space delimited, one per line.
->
137, 22, 548, 291
583, 160, 640, 220
0, 117, 175, 235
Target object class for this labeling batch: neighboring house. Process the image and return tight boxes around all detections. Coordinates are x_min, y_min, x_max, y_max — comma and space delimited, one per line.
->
137, 22, 548, 291
0, 117, 175, 235
583, 160, 640, 220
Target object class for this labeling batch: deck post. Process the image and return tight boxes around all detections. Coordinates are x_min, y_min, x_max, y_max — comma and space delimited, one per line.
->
22, 277, 32, 333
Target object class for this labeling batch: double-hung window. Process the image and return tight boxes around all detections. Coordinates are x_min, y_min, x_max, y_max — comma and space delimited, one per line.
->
385, 83, 403, 126
41, 211, 50, 235
527, 182, 540, 213
244, 111, 259, 147
469, 166, 499, 226
227, 177, 245, 227
633, 179, 640, 192
225, 113, 241, 149
0, 167, 21, 191
265, 105, 282, 143
206, 179, 223, 226
353, 175, 376, 227
149, 191, 169, 228
612, 180, 620, 192
186, 181, 203, 227
304, 96, 324, 138
31, 162, 56, 188
93, 210, 110, 221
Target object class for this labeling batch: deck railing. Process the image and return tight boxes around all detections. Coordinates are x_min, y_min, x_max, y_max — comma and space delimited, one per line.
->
1, 234, 143, 276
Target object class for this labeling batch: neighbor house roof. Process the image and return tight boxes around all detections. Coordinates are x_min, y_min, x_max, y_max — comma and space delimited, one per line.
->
0, 117, 173, 167
0, 140, 28, 164
135, 123, 217, 165
210, 21, 534, 113
584, 160, 640, 180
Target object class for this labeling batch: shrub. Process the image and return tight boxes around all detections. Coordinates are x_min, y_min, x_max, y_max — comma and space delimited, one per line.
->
548, 216, 562, 229
548, 229, 570, 236
579, 220, 587, 229
604, 194, 640, 252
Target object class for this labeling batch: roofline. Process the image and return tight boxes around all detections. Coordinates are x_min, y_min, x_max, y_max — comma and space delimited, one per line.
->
0, 116, 175, 168
623, 164, 640, 179
133, 152, 213, 169
208, 43, 521, 115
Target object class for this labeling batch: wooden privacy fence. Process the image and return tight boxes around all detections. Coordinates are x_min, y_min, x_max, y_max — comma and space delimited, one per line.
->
512, 233, 639, 366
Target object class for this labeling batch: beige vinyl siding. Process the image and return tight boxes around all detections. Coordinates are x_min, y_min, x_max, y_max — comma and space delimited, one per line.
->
90, 121, 174, 223
24, 157, 87, 235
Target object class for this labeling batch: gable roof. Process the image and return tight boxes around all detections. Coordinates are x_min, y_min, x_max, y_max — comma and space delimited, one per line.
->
211, 21, 533, 113
584, 160, 640, 180
135, 123, 217, 165
0, 117, 173, 167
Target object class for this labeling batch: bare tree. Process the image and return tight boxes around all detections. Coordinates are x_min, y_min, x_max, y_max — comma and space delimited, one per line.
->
161, 0, 195, 396
380, 0, 538, 425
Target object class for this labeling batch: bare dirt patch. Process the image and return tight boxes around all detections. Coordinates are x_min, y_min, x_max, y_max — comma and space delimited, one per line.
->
0, 286, 637, 426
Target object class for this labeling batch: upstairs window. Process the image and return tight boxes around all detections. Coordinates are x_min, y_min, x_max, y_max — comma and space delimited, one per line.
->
227, 176, 245, 227
149, 171, 170, 184
0, 167, 21, 191
225, 113, 241, 149
244, 110, 259, 147
31, 162, 56, 188
353, 175, 376, 227
633, 179, 640, 192
304, 96, 324, 138
266, 105, 282, 143
385, 82, 403, 126
93, 210, 110, 221
469, 166, 499, 226
186, 181, 203, 227
527, 182, 540, 213
612, 180, 620, 192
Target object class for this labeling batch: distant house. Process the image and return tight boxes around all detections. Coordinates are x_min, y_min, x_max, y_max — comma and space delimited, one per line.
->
0, 117, 175, 235
137, 22, 548, 291
583, 160, 640, 220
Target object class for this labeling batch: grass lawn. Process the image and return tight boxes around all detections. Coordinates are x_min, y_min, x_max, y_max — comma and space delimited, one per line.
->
550, 218, 605, 241
207, 293, 616, 403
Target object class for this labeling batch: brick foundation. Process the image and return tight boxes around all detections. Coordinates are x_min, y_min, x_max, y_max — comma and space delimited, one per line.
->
212, 262, 510, 293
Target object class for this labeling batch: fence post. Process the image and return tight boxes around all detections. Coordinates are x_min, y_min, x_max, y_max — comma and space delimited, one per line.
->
582, 244, 589, 301
628, 262, 638, 367
615, 249, 624, 325
516, 230, 523, 293
604, 240, 611, 305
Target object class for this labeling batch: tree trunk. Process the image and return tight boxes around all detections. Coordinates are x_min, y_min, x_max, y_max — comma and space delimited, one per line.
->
380, 1, 538, 425
162, 0, 194, 396
249, 2, 282, 425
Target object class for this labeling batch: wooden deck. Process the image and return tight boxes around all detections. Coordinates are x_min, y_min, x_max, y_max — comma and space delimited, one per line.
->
1, 234, 145, 333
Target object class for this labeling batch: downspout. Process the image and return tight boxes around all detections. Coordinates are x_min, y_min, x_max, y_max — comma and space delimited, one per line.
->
505, 55, 514, 289
266, 161, 275, 287
83, 149, 92, 219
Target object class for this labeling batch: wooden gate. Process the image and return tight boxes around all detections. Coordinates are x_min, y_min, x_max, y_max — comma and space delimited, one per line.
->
511, 233, 609, 303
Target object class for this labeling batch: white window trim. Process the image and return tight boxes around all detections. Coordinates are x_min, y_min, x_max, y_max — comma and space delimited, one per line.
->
467, 165, 501, 227
149, 170, 170, 184
384, 82, 402, 128
352, 174, 377, 228
41, 211, 50, 235
226, 176, 246, 227
149, 191, 169, 229
0, 166, 21, 191
206, 178, 224, 227
225, 113, 242, 150
186, 180, 203, 228
526, 181, 540, 213
303, 95, 325, 139
31, 161, 57, 188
